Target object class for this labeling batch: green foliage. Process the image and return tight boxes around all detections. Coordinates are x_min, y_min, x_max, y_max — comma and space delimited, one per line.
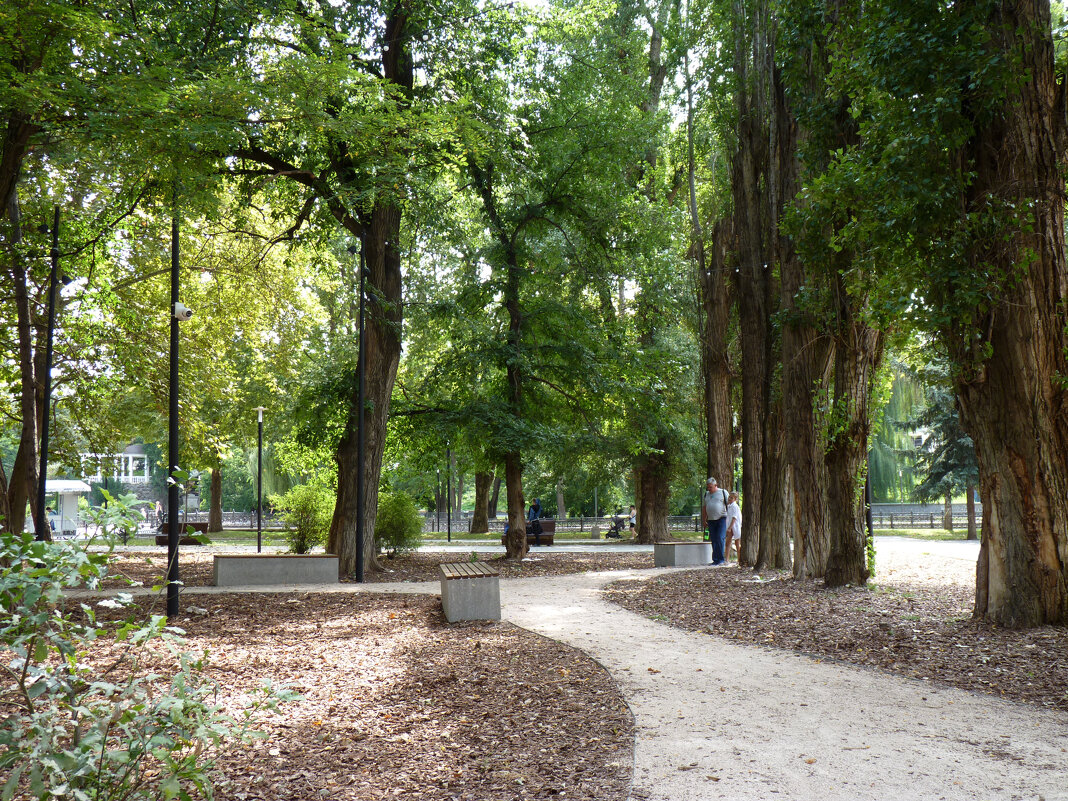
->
0, 531, 295, 801
79, 490, 147, 546
902, 362, 979, 502
273, 483, 334, 555
374, 491, 423, 557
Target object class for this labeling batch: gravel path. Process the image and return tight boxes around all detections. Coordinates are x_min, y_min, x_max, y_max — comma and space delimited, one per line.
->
502, 569, 1068, 801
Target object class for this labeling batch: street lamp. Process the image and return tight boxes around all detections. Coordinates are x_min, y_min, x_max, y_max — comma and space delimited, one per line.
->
254, 407, 265, 553
446, 446, 452, 543
167, 209, 193, 618
35, 207, 60, 542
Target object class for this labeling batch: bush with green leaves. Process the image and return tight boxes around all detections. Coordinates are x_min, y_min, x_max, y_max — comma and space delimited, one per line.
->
0, 495, 295, 801
374, 491, 423, 557
273, 483, 334, 554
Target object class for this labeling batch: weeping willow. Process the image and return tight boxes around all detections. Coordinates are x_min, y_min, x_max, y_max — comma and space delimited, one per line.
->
869, 368, 924, 502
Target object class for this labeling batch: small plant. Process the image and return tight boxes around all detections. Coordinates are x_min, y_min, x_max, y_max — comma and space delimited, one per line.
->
80, 490, 147, 545
374, 491, 423, 557
274, 483, 335, 554
469, 551, 479, 563
0, 527, 295, 801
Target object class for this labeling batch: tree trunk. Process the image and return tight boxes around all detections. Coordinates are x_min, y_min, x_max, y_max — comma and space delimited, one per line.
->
953, 0, 1068, 627
326, 201, 404, 576
503, 453, 527, 559
488, 473, 501, 519
208, 466, 223, 533
470, 471, 492, 533
730, 0, 773, 568
943, 493, 953, 533
824, 286, 884, 587
635, 442, 669, 544
6, 188, 38, 536
555, 478, 565, 520
325, 7, 411, 577
966, 485, 977, 541
0, 454, 10, 534
699, 220, 735, 488
755, 399, 789, 569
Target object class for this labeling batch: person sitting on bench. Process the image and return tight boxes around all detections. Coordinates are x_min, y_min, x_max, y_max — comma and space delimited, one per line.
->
527, 498, 543, 546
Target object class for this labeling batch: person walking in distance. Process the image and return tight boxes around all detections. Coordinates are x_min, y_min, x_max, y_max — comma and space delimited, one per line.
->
701, 478, 730, 565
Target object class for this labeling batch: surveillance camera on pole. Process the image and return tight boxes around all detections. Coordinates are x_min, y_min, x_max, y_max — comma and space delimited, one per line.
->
173, 302, 193, 321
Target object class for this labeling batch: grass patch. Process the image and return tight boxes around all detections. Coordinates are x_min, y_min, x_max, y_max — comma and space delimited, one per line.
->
874, 528, 979, 541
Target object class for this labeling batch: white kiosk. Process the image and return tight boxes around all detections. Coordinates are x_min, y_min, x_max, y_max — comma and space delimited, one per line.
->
41, 479, 92, 537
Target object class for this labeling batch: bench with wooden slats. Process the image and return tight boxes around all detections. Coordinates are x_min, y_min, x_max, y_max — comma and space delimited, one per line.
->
438, 562, 499, 580
438, 561, 501, 622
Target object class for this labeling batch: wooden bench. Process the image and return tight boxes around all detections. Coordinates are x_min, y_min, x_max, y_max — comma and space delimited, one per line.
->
500, 518, 556, 547
438, 562, 501, 622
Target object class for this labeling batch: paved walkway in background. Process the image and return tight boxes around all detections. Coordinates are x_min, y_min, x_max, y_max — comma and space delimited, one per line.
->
163, 538, 1066, 800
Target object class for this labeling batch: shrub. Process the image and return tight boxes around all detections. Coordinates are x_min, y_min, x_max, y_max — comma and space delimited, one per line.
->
375, 491, 423, 557
0, 495, 295, 801
274, 483, 334, 554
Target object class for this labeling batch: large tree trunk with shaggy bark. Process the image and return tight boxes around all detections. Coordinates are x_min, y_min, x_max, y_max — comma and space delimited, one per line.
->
954, 0, 1068, 628
824, 284, 884, 587
636, 442, 670, 544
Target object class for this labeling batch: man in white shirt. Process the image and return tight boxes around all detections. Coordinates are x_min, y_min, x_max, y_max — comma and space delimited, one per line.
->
700, 477, 730, 565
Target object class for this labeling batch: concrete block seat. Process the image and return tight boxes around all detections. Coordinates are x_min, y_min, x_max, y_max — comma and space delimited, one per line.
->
438, 562, 501, 623
653, 541, 714, 567
212, 554, 339, 586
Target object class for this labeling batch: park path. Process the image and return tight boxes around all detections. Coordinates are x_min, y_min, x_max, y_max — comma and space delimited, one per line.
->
177, 543, 1067, 801
498, 569, 1068, 801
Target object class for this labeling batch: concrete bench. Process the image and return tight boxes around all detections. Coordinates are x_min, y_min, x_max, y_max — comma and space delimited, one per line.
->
653, 541, 714, 567
212, 554, 339, 586
438, 562, 501, 623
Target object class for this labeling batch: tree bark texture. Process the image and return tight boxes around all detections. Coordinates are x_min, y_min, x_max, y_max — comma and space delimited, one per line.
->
774, 59, 834, 580
636, 441, 670, 544
950, 0, 1068, 627
326, 7, 412, 577
5, 188, 38, 535
503, 453, 527, 559
208, 467, 223, 533
327, 201, 404, 576
555, 479, 565, 520
730, 0, 773, 567
470, 471, 492, 533
823, 278, 884, 588
488, 473, 501, 519
966, 486, 977, 541
755, 398, 789, 569
699, 220, 735, 489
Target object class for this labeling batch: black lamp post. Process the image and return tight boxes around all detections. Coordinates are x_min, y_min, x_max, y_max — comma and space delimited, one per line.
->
446, 446, 452, 543
166, 209, 193, 618
35, 207, 60, 542
254, 406, 265, 553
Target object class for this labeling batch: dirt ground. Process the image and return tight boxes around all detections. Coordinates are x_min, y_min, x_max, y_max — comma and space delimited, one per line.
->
84, 592, 633, 801
82, 542, 1068, 800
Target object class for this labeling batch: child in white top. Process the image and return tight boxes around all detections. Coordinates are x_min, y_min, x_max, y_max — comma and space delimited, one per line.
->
724, 492, 742, 562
